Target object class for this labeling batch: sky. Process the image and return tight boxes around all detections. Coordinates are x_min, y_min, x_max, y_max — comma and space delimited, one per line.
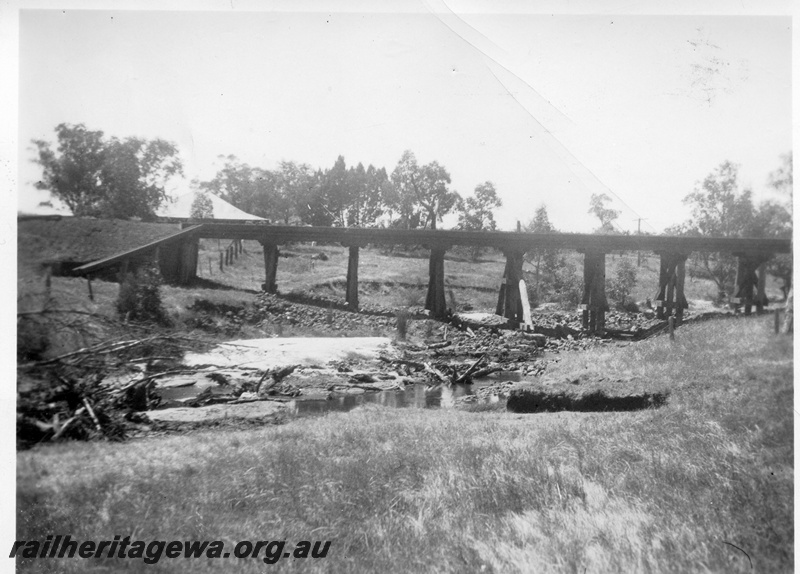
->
7, 1, 793, 233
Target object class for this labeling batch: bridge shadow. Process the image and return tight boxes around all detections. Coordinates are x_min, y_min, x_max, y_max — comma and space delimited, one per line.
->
506, 389, 668, 413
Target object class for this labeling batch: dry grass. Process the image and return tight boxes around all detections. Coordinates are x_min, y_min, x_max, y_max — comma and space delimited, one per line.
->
17, 315, 793, 573
197, 240, 508, 312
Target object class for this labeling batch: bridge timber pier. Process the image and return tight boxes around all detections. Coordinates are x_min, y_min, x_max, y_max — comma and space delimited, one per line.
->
74, 223, 791, 334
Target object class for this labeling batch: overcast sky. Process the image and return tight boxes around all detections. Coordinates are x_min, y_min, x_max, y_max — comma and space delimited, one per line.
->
10, 2, 795, 234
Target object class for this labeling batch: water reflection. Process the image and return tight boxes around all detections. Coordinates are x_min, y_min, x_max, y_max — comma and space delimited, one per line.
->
287, 372, 519, 417
157, 370, 523, 416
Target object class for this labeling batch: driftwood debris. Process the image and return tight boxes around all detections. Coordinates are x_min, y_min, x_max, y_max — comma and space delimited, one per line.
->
22, 334, 194, 368
426, 340, 452, 350
82, 397, 103, 432
378, 355, 426, 370
454, 353, 487, 384
423, 362, 451, 384
257, 365, 299, 396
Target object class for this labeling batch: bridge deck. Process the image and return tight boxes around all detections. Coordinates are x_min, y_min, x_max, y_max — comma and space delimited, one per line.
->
182, 223, 791, 254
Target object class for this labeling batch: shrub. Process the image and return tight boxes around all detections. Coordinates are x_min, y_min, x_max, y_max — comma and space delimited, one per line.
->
622, 300, 640, 313
524, 252, 583, 309
116, 264, 170, 324
550, 261, 583, 308
609, 258, 638, 309
17, 317, 50, 361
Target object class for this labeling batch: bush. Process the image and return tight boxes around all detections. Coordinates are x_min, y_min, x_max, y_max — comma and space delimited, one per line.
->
622, 300, 640, 313
609, 258, 638, 309
525, 251, 583, 309
555, 265, 583, 307
17, 317, 50, 361
116, 264, 170, 324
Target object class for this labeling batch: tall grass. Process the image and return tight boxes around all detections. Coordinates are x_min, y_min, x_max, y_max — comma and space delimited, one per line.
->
17, 315, 792, 573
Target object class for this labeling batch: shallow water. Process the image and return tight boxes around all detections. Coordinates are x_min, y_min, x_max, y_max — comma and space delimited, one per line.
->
288, 371, 522, 416
157, 371, 524, 415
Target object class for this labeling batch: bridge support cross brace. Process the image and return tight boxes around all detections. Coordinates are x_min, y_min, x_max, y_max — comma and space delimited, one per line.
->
579, 250, 608, 333
654, 252, 689, 324
425, 247, 448, 319
495, 250, 525, 324
260, 240, 279, 294
731, 253, 771, 315
345, 245, 360, 310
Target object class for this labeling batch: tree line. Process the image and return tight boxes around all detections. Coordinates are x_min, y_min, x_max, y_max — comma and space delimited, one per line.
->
193, 150, 501, 232
32, 123, 500, 233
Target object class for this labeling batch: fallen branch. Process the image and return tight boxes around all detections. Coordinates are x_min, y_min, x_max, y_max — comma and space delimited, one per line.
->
112, 369, 196, 395
471, 366, 503, 379
454, 353, 487, 384
82, 397, 102, 432
423, 362, 450, 384
426, 340, 451, 350
22, 335, 171, 367
52, 410, 83, 441
378, 355, 426, 370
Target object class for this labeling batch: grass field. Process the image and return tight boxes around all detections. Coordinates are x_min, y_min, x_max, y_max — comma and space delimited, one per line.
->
16, 314, 793, 573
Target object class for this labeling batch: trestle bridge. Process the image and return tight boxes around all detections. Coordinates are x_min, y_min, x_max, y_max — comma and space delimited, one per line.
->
74, 223, 791, 333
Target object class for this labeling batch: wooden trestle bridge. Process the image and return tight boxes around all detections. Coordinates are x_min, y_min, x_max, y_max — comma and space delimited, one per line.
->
74, 223, 791, 334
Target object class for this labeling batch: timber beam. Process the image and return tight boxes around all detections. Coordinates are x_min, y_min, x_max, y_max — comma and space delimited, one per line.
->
496, 250, 526, 324
654, 252, 690, 323
579, 250, 608, 333
731, 252, 772, 315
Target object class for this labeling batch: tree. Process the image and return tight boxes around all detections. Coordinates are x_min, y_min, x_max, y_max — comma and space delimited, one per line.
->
99, 137, 183, 219
296, 157, 344, 227
678, 161, 754, 299
389, 150, 460, 229
769, 152, 793, 198
190, 190, 214, 219
521, 204, 580, 307
677, 160, 791, 299
588, 193, 620, 232
32, 123, 105, 216
457, 181, 502, 260
345, 163, 387, 227
32, 123, 183, 220
197, 155, 275, 218
275, 161, 314, 224
524, 205, 559, 301
765, 153, 793, 298
197, 156, 314, 223
458, 181, 502, 231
